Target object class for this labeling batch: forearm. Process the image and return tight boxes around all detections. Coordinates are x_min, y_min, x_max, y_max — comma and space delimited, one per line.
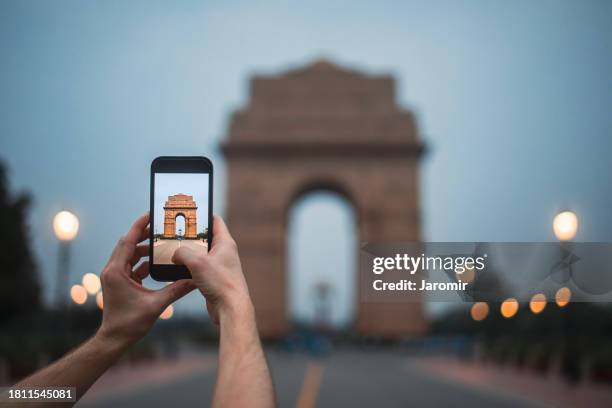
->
15, 332, 129, 407
213, 298, 276, 408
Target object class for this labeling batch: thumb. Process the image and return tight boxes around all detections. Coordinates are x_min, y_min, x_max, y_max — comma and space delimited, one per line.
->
153, 279, 195, 311
172, 246, 200, 269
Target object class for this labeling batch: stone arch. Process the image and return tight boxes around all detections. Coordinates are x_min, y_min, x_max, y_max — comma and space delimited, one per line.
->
285, 178, 359, 226
222, 59, 427, 337
163, 194, 197, 238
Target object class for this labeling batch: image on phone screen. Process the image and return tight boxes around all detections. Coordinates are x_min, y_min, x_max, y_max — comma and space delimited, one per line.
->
152, 172, 210, 265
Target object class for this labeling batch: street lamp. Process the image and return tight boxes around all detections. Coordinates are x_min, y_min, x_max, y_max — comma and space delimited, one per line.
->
529, 293, 547, 314
160, 305, 174, 320
96, 292, 104, 310
555, 287, 572, 307
553, 210, 578, 241
70, 284, 87, 305
82, 273, 101, 295
553, 210, 580, 383
53, 210, 79, 307
500, 298, 519, 319
470, 302, 489, 321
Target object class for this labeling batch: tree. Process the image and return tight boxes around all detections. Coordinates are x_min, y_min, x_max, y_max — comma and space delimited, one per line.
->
196, 227, 208, 240
0, 159, 40, 325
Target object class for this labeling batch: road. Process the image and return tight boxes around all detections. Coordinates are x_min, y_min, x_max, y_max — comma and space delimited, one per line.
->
153, 239, 207, 264
79, 349, 541, 408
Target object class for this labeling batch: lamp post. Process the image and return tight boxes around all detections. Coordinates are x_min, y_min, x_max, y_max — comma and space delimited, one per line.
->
53, 210, 79, 308
553, 210, 579, 383
313, 282, 332, 330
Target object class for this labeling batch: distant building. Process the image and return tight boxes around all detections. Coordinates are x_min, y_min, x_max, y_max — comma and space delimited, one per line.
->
223, 60, 428, 338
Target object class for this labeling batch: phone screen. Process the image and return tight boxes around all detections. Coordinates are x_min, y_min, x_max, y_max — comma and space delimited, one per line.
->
152, 172, 210, 265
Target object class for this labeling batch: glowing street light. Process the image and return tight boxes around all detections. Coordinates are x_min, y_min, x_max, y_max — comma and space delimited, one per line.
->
70, 284, 87, 305
500, 298, 519, 318
82, 273, 101, 295
159, 305, 174, 320
555, 287, 571, 307
553, 211, 578, 241
529, 293, 547, 314
96, 292, 104, 310
53, 210, 79, 307
552, 211, 579, 382
53, 211, 79, 241
552, 212, 576, 307
470, 302, 489, 321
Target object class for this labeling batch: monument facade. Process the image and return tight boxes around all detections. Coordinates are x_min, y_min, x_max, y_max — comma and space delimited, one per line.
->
163, 194, 197, 238
222, 60, 428, 337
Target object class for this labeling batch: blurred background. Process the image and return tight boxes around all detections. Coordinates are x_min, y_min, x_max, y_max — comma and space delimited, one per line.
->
1, 0, 612, 406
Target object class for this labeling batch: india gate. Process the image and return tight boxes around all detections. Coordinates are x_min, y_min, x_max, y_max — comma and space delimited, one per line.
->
222, 60, 427, 337
163, 194, 198, 238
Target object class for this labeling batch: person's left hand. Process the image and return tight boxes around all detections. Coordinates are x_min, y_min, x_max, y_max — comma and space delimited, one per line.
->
96, 212, 195, 348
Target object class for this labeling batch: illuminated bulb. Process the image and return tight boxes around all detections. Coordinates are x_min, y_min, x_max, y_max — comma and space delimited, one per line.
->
82, 273, 101, 295
500, 298, 519, 318
470, 302, 489, 321
160, 305, 174, 320
553, 211, 578, 241
96, 292, 104, 310
555, 287, 571, 307
529, 293, 547, 314
53, 211, 79, 241
70, 284, 87, 305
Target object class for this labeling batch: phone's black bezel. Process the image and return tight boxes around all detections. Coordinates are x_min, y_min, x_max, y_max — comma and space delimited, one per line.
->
149, 156, 213, 281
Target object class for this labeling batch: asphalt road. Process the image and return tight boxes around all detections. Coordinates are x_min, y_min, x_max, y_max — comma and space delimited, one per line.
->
153, 239, 207, 264
79, 349, 540, 408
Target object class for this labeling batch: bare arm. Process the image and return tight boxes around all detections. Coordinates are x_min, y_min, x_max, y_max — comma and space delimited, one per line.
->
14, 334, 127, 407
215, 296, 275, 408
173, 216, 276, 408
14, 213, 194, 406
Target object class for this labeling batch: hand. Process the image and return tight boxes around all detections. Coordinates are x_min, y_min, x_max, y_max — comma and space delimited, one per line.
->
172, 216, 252, 325
97, 212, 195, 347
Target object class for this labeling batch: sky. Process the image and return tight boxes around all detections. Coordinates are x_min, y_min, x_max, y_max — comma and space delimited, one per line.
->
289, 193, 356, 327
153, 173, 209, 235
1, 0, 611, 321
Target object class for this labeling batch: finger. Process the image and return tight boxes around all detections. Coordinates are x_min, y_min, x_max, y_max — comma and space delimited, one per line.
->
126, 212, 150, 245
153, 279, 195, 310
172, 246, 201, 269
130, 244, 150, 266
139, 226, 150, 243
130, 261, 150, 284
211, 215, 234, 247
112, 212, 150, 264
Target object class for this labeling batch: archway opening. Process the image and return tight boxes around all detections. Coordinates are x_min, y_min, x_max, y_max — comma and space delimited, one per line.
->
288, 191, 357, 330
175, 214, 186, 237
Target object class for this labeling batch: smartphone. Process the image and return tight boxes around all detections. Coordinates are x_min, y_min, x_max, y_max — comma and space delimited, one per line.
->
149, 156, 213, 281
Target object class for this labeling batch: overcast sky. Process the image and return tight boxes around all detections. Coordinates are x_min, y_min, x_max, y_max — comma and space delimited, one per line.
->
1, 0, 611, 322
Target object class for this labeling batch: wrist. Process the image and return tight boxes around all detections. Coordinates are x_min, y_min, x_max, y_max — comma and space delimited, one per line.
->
219, 292, 255, 324
94, 327, 134, 353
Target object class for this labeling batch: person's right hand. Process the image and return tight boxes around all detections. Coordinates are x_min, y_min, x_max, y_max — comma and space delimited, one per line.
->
172, 216, 253, 324
97, 212, 195, 348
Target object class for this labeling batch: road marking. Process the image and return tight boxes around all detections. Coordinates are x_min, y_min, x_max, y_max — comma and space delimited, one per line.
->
295, 361, 324, 408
